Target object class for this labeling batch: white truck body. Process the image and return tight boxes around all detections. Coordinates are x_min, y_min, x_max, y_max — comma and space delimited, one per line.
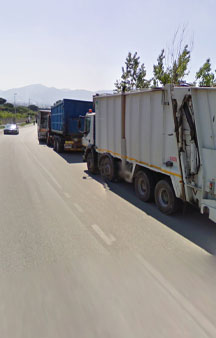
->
84, 85, 216, 222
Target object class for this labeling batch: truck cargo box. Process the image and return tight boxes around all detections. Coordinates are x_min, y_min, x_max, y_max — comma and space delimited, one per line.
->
95, 89, 181, 177
37, 109, 51, 141
51, 99, 93, 136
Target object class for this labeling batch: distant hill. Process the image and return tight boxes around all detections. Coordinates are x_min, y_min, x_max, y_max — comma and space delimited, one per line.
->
0, 84, 113, 107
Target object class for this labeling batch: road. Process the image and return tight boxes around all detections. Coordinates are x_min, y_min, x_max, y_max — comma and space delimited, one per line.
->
0, 125, 216, 338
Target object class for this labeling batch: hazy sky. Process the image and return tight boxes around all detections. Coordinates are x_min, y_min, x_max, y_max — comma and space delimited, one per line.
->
1, 0, 215, 91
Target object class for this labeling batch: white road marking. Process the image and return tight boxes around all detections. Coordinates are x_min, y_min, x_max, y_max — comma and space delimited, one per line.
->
73, 203, 83, 213
64, 192, 71, 199
91, 224, 116, 246
36, 160, 62, 190
24, 145, 62, 190
136, 253, 216, 337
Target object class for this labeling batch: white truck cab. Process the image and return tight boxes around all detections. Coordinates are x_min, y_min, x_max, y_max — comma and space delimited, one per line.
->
82, 112, 95, 148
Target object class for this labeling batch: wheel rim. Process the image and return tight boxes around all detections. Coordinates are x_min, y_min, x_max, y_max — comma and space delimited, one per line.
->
137, 176, 147, 197
101, 158, 111, 179
104, 162, 111, 176
158, 188, 169, 208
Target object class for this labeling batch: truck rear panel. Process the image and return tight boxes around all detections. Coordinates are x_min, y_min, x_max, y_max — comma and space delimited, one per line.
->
37, 110, 50, 140
51, 99, 93, 136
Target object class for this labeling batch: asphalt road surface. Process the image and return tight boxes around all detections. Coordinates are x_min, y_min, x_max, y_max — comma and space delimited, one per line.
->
1, 125, 216, 338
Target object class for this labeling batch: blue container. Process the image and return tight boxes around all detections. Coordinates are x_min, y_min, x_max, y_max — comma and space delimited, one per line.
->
51, 99, 93, 136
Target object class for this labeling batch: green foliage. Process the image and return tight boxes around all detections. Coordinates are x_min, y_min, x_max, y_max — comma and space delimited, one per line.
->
0, 111, 27, 120
172, 45, 190, 84
153, 45, 191, 86
0, 104, 36, 125
196, 58, 216, 87
17, 106, 31, 114
153, 50, 171, 86
0, 98, 6, 105
115, 52, 150, 92
4, 103, 14, 109
28, 104, 38, 111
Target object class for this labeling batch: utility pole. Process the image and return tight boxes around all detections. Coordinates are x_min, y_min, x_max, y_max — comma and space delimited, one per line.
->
14, 93, 17, 124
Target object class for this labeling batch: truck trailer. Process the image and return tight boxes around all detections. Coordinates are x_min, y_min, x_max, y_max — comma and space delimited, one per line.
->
46, 99, 93, 152
82, 85, 216, 223
37, 109, 51, 142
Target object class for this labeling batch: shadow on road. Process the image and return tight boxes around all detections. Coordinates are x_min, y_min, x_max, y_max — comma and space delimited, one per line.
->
38, 140, 46, 145
37, 141, 84, 164
83, 170, 216, 255
58, 152, 83, 164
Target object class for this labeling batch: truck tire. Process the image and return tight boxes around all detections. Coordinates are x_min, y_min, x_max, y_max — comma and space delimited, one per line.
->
134, 170, 154, 202
100, 156, 115, 181
87, 151, 97, 174
46, 134, 51, 147
56, 138, 63, 153
154, 179, 179, 215
53, 138, 57, 151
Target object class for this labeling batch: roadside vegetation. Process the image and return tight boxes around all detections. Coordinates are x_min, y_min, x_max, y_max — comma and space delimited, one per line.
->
0, 102, 38, 125
115, 28, 216, 92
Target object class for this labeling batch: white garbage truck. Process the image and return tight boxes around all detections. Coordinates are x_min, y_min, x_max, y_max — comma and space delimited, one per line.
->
82, 85, 216, 222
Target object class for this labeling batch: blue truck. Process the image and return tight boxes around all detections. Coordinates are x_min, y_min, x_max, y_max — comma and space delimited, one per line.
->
46, 99, 93, 153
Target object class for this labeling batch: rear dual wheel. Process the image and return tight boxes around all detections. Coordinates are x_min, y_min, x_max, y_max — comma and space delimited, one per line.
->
134, 170, 155, 202
154, 180, 180, 215
54, 138, 64, 153
53, 138, 57, 151
46, 134, 52, 147
134, 171, 180, 214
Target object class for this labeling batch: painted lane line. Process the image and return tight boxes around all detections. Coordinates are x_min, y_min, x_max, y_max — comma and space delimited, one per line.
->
91, 224, 116, 246
23, 144, 62, 190
35, 160, 62, 190
73, 203, 83, 213
136, 253, 216, 338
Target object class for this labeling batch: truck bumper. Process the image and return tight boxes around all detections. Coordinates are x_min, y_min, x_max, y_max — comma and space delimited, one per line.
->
64, 141, 83, 151
38, 131, 47, 140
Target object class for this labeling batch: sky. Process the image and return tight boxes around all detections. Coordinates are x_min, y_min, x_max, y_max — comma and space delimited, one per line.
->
1, 0, 216, 91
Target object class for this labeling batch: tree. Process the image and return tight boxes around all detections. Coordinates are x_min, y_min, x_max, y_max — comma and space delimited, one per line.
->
196, 58, 216, 87
172, 45, 190, 84
114, 52, 150, 92
28, 104, 39, 112
153, 28, 191, 86
0, 98, 6, 105
153, 45, 191, 86
153, 49, 171, 86
4, 103, 14, 110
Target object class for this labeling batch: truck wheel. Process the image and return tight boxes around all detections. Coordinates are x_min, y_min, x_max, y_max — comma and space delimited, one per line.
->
87, 151, 97, 174
154, 180, 179, 215
53, 138, 57, 151
100, 156, 115, 181
46, 134, 51, 147
56, 139, 63, 153
134, 170, 154, 202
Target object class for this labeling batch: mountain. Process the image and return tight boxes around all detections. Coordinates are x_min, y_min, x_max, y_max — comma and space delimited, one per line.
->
0, 84, 113, 107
